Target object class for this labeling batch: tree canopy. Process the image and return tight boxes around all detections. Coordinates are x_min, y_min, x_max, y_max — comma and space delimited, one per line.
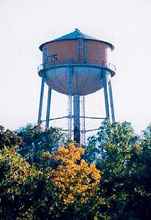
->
0, 121, 151, 219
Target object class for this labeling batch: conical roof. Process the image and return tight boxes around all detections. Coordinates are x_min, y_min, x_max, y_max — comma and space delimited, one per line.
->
54, 28, 98, 41
39, 29, 114, 50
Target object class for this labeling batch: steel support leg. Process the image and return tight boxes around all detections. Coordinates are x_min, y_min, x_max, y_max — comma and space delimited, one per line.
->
103, 72, 110, 120
68, 95, 72, 139
46, 87, 52, 129
67, 67, 73, 140
74, 95, 80, 143
108, 80, 115, 122
81, 96, 86, 145
38, 77, 45, 124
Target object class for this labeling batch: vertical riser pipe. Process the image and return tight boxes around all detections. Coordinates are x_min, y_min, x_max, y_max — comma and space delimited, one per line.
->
73, 95, 80, 143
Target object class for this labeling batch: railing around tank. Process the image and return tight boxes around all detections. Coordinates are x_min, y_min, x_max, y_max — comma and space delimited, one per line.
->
37, 62, 116, 75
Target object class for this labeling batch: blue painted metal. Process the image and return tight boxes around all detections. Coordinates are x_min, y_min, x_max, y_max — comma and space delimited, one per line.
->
103, 71, 110, 120
46, 87, 52, 129
81, 96, 86, 145
72, 38, 83, 143
37, 30, 116, 142
38, 77, 45, 124
73, 95, 80, 143
108, 80, 115, 122
54, 29, 98, 41
67, 66, 73, 139
39, 29, 114, 51
39, 63, 115, 73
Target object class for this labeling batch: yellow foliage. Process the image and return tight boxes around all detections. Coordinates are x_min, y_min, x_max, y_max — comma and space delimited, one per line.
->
50, 143, 101, 205
52, 143, 84, 162
0, 147, 39, 185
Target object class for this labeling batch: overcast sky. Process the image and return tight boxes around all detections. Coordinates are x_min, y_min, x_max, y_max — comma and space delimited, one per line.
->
0, 0, 151, 133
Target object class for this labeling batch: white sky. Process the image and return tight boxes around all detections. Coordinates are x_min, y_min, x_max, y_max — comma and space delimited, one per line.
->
0, 0, 151, 133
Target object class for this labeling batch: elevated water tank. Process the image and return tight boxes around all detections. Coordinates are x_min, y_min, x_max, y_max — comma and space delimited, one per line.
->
39, 29, 115, 96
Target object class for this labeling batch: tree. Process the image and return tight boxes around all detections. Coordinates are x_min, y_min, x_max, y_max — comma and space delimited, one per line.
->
0, 147, 39, 219
0, 146, 61, 220
86, 121, 151, 220
0, 127, 102, 219
48, 143, 102, 219
0, 125, 21, 150
121, 124, 151, 220
17, 124, 66, 167
86, 120, 137, 175
0, 122, 151, 219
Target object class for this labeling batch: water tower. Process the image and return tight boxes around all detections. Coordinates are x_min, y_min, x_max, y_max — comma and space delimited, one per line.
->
37, 29, 116, 144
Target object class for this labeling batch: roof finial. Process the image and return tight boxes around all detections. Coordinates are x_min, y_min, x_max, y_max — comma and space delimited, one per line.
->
75, 28, 80, 32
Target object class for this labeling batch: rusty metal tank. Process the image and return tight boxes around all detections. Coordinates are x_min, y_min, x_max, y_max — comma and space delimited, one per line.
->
38, 29, 115, 95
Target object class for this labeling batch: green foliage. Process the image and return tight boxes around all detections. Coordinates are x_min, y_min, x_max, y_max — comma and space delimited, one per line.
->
86, 120, 151, 220
0, 121, 151, 219
0, 147, 39, 219
0, 147, 64, 220
89, 121, 136, 176
0, 125, 21, 150
16, 124, 66, 167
